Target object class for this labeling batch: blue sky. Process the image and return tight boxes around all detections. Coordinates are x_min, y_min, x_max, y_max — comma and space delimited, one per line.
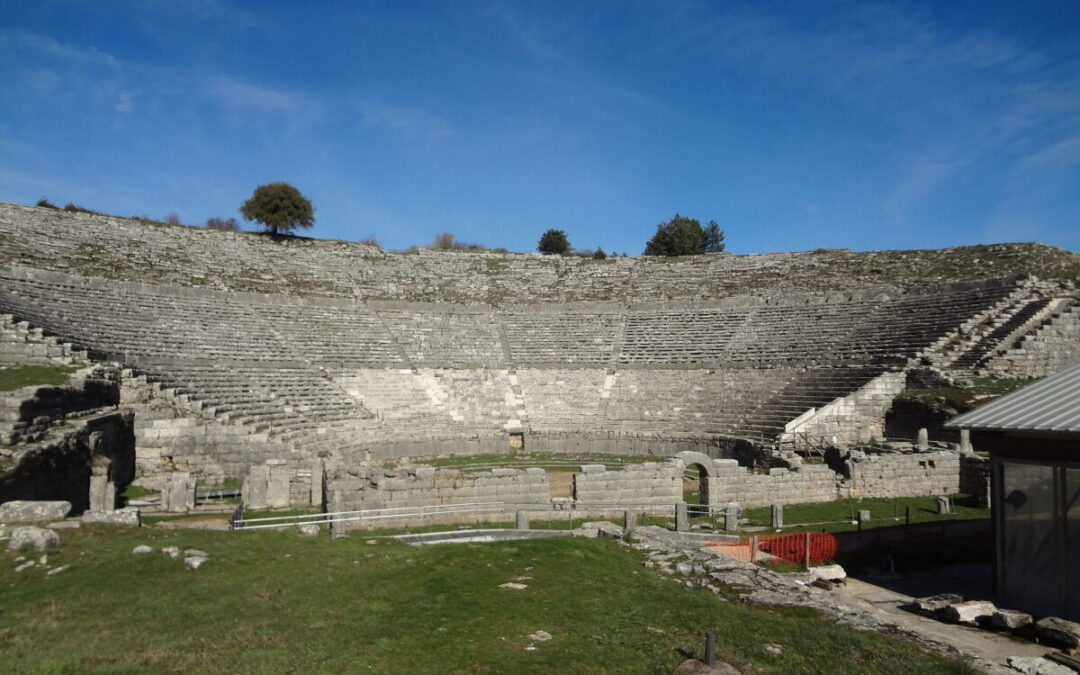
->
2, 1, 1078, 255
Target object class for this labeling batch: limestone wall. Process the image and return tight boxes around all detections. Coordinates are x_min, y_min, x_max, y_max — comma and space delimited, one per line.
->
842, 449, 961, 499
323, 464, 550, 531
781, 372, 906, 447
708, 459, 841, 509
572, 462, 681, 505
1, 365, 120, 445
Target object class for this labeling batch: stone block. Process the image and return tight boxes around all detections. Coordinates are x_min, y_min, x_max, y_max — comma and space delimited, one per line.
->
991, 609, 1032, 630
0, 501, 72, 522
809, 564, 846, 582
267, 465, 290, 508
243, 465, 269, 509
940, 600, 995, 624
1034, 616, 1080, 648
912, 594, 964, 613
8, 526, 60, 552
82, 507, 141, 527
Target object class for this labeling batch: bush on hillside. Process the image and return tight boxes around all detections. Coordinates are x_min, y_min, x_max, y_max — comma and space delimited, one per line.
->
206, 217, 241, 232
240, 182, 315, 236
538, 229, 570, 255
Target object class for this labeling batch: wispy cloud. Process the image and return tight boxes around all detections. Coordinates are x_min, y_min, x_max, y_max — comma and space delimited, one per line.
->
356, 100, 451, 141
205, 76, 301, 113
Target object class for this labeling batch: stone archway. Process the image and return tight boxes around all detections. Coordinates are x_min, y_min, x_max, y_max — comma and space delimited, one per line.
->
674, 451, 716, 514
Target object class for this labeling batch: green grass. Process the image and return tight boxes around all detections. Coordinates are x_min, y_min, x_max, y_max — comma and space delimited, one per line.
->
0, 365, 80, 392
0, 525, 976, 674
120, 484, 158, 500
898, 377, 1037, 413
742, 494, 988, 534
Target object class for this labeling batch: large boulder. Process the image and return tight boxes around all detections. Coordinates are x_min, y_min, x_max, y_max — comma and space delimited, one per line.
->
0, 501, 72, 522
8, 526, 61, 552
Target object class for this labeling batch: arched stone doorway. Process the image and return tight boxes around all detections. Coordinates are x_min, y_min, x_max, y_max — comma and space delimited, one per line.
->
674, 451, 715, 515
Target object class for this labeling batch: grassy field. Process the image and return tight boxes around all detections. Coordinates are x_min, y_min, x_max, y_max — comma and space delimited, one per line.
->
741, 494, 988, 534
0, 364, 79, 392
0, 525, 977, 674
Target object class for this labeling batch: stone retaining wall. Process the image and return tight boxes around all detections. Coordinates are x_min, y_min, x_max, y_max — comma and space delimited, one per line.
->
323, 464, 550, 532
842, 449, 961, 499
572, 462, 682, 505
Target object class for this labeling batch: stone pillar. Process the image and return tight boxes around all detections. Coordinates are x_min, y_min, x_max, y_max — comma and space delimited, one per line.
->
164, 472, 195, 513
242, 465, 269, 510
623, 510, 637, 535
917, 428, 929, 451
724, 505, 739, 532
266, 461, 290, 508
857, 509, 871, 523
959, 429, 973, 453
675, 502, 689, 532
310, 459, 324, 507
771, 504, 784, 530
88, 456, 115, 512
515, 511, 530, 530
936, 496, 952, 515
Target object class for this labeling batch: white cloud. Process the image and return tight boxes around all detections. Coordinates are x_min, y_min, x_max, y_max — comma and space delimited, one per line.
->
205, 77, 300, 113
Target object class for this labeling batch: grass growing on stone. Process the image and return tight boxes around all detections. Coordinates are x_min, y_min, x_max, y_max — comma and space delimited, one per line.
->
0, 525, 977, 674
742, 494, 988, 534
0, 365, 79, 392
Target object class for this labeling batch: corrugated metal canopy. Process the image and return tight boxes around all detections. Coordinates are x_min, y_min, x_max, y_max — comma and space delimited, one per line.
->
946, 363, 1080, 433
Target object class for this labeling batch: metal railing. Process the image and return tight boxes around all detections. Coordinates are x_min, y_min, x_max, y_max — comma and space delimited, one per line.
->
229, 499, 736, 533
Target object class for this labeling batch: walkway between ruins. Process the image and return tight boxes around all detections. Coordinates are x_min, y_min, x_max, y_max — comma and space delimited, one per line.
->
836, 577, 1053, 673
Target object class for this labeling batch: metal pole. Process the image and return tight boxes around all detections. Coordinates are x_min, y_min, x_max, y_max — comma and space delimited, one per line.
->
803, 531, 812, 569
905, 506, 910, 526
705, 632, 717, 666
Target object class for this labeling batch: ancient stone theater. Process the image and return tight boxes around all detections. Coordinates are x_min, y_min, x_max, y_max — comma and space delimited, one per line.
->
1, 202, 1078, 523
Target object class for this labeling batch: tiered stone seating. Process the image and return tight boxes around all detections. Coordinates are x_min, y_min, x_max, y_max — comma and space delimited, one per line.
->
743, 367, 885, 437
516, 369, 608, 431
331, 368, 519, 434
619, 309, 751, 364
141, 364, 374, 438
502, 313, 622, 365
380, 311, 503, 367
950, 298, 1052, 370
599, 369, 799, 437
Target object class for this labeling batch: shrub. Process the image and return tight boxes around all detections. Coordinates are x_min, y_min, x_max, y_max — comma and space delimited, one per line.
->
206, 217, 240, 232
36, 198, 59, 210
165, 213, 181, 225
62, 203, 101, 216
538, 229, 570, 255
593, 248, 607, 260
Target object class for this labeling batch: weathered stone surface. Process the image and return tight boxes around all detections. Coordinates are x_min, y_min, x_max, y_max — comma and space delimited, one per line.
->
1034, 616, 1080, 648
939, 600, 994, 624
809, 564, 846, 582
184, 555, 208, 569
990, 609, 1032, 630
8, 526, 60, 552
46, 520, 81, 529
132, 544, 152, 554
82, 507, 140, 527
674, 659, 742, 674
912, 594, 964, 613
1007, 656, 1075, 675
162, 546, 180, 558
0, 501, 71, 522
297, 523, 319, 537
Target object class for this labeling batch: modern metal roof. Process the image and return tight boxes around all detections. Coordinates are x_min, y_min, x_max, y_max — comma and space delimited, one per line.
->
946, 363, 1080, 433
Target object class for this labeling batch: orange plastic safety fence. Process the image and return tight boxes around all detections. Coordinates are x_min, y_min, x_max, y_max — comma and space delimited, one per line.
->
703, 532, 838, 565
